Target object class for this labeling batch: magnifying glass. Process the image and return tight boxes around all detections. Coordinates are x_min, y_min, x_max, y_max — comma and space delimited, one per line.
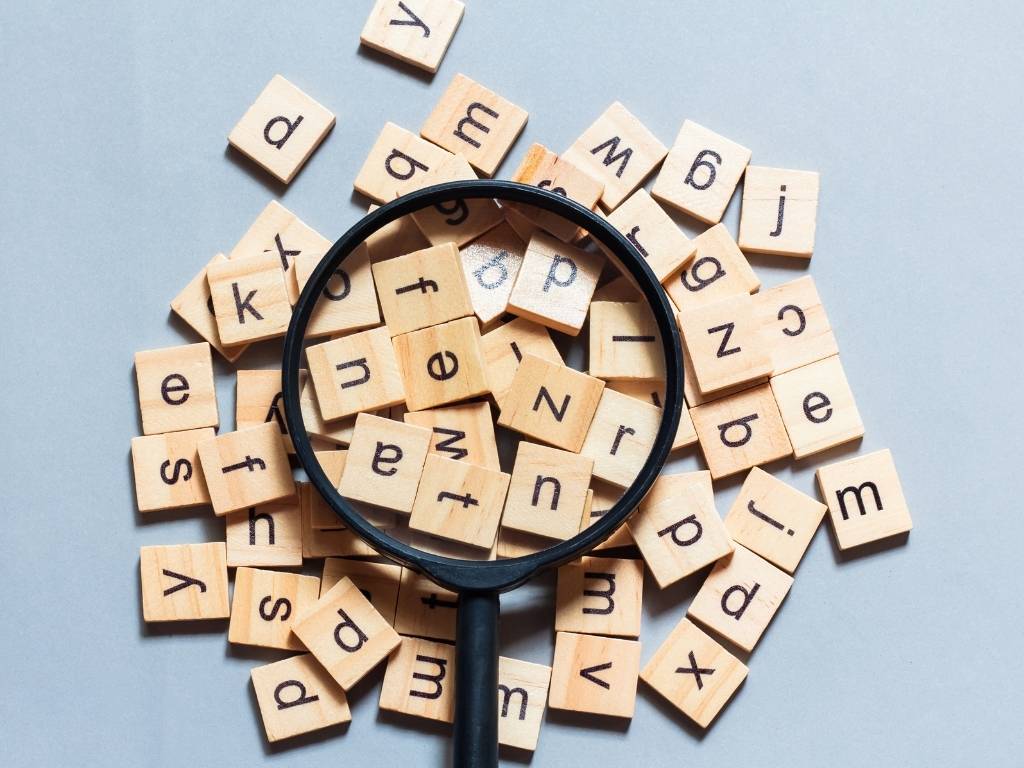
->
281, 179, 683, 767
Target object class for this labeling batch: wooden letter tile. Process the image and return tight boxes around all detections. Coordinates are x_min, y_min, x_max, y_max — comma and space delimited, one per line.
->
664, 223, 759, 312
169, 255, 248, 362
579, 388, 661, 489
225, 498, 303, 567
507, 232, 603, 336
306, 325, 406, 420
208, 253, 291, 345
690, 384, 793, 479
510, 144, 604, 241
380, 636, 457, 722
135, 342, 218, 435
563, 102, 668, 210
605, 189, 696, 282
394, 570, 459, 641
354, 122, 454, 203
679, 293, 772, 396
770, 355, 864, 459
373, 243, 474, 336
294, 242, 380, 338
501, 441, 593, 540
228, 567, 321, 651
627, 471, 733, 588
755, 275, 837, 374
816, 448, 912, 550
498, 354, 604, 452
588, 301, 666, 381
393, 317, 489, 411
197, 423, 295, 515
321, 559, 403, 624
479, 317, 562, 408
497, 656, 551, 751
404, 400, 500, 470
300, 484, 380, 559
236, 369, 298, 454
548, 632, 641, 719
640, 617, 747, 728
360, 0, 464, 74
365, 202, 431, 262
605, 379, 698, 451
739, 166, 820, 258
131, 428, 214, 512
724, 467, 826, 574
421, 73, 528, 176
651, 120, 752, 224
409, 454, 511, 548
555, 556, 643, 638
292, 576, 402, 690
460, 223, 527, 325
688, 543, 794, 652
337, 413, 431, 514
579, 480, 634, 551
139, 542, 229, 622
228, 75, 335, 184
251, 654, 351, 742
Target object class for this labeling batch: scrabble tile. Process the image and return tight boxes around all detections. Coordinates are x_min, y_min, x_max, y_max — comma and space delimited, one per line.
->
300, 489, 379, 559
588, 301, 666, 381
502, 441, 593, 540
251, 654, 351, 742
135, 342, 218, 435
665, 223, 760, 312
305, 450, 351, 529
409, 454, 511, 548
306, 326, 406, 420
365, 202, 431, 262
579, 388, 661, 489
627, 471, 733, 588
208, 253, 291, 345
754, 275, 837, 375
479, 317, 562, 408
510, 144, 604, 242
130, 428, 214, 512
228, 200, 331, 305
394, 570, 459, 641
640, 617, 747, 729
739, 166, 820, 258
372, 243, 474, 336
321, 559, 403, 624
498, 355, 605, 452
690, 384, 793, 480
605, 189, 696, 282
293, 576, 402, 690
497, 657, 551, 751
236, 369, 300, 454
298, 379, 363, 444
380, 636, 457, 723
688, 543, 794, 652
724, 467, 825, 574
563, 102, 668, 210
421, 73, 528, 175
228, 567, 321, 651
555, 556, 643, 638
404, 400, 500, 469
770, 355, 864, 459
401, 153, 505, 245
228, 75, 335, 184
360, 0, 464, 73
337, 413, 431, 514
197, 423, 296, 515
139, 542, 229, 622
294, 243, 381, 338
502, 203, 540, 242
548, 632, 641, 719
579, 479, 635, 550
816, 448, 912, 550
682, 336, 756, 408
460, 223, 526, 325
225, 499, 303, 567
354, 122, 453, 203
605, 379, 698, 451
169, 254, 249, 362
393, 317, 490, 411
592, 274, 641, 302
679, 293, 772, 396
651, 120, 752, 224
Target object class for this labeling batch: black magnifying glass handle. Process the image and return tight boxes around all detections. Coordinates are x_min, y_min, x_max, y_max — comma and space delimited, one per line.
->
453, 590, 500, 767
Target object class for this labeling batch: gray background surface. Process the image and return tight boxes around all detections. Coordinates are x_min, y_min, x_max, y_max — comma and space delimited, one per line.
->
2, 1, 1023, 765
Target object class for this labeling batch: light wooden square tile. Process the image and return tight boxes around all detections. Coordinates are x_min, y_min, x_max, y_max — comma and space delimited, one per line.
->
605, 189, 695, 282
409, 454, 510, 548
393, 317, 490, 411
360, 0, 464, 73
197, 423, 296, 515
579, 388, 661, 489
404, 400, 500, 469
605, 379, 698, 451
139, 542, 229, 622
131, 427, 214, 512
479, 317, 562, 408
251, 654, 351, 742
236, 369, 299, 454
293, 242, 381, 338
589, 301, 666, 381
548, 632, 641, 719
497, 657, 551, 751
354, 122, 454, 203
169, 254, 249, 362
771, 355, 863, 459
225, 498, 303, 568
228, 567, 321, 651
394, 570, 459, 641
306, 326, 406, 420
365, 202, 431, 262
664, 223, 759, 312
510, 144, 604, 242
460, 222, 526, 325
501, 441, 592, 540
754, 275, 837, 375
739, 166, 819, 257
135, 342, 218, 435
508, 231, 602, 333
300, 485, 379, 559
579, 479, 635, 551
373, 242, 474, 336
555, 556, 643, 638
379, 635, 457, 722
208, 253, 292, 345
321, 559, 403, 624
298, 379, 364, 444
338, 413, 431, 514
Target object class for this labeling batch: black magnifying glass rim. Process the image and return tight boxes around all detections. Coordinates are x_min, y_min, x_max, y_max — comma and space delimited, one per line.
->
282, 179, 683, 594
